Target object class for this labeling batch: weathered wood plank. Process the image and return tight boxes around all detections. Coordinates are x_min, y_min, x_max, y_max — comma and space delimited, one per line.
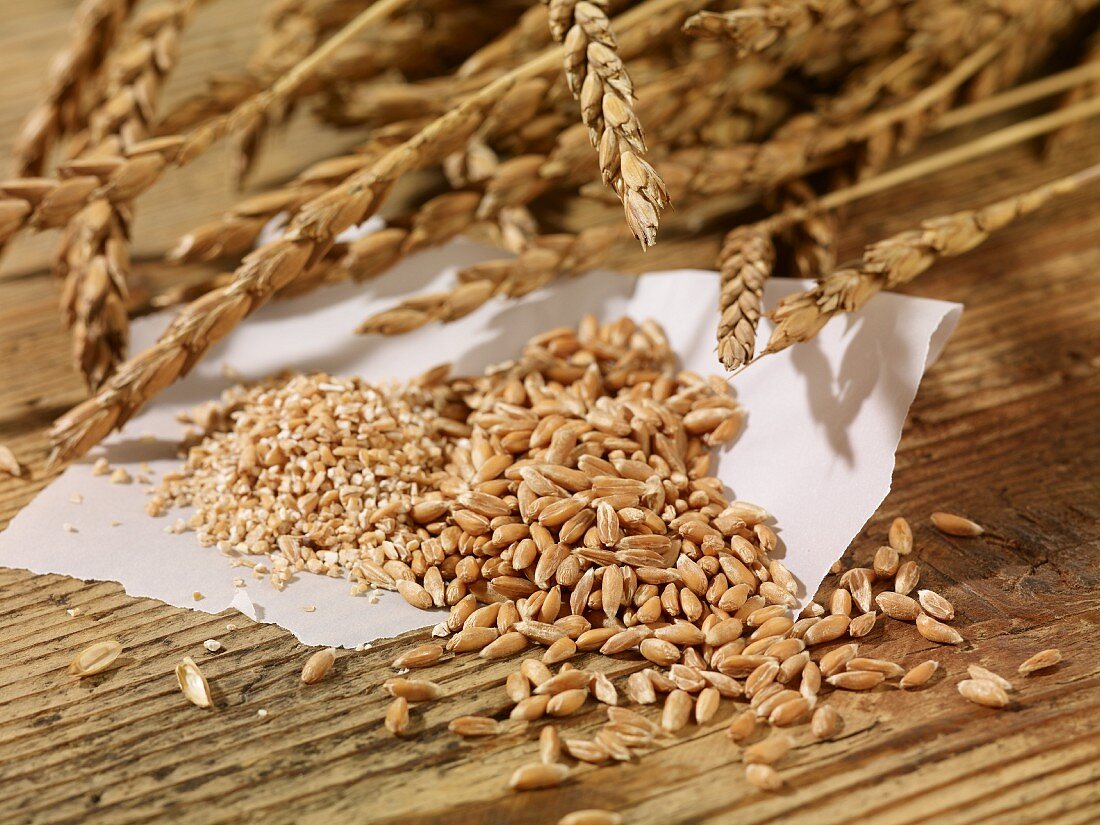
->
1, 1, 1099, 824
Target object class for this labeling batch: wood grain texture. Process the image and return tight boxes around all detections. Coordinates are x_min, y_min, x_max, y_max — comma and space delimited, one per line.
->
1, 2, 1100, 824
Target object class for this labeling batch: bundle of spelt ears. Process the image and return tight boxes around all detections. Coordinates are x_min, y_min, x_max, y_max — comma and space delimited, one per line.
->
0, 0, 1096, 466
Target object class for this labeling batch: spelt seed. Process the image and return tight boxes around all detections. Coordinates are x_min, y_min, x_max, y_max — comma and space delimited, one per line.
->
848, 611, 877, 638
894, 561, 920, 596
827, 670, 885, 690
548, 688, 588, 716
800, 661, 822, 698
596, 728, 633, 762
591, 671, 618, 705
803, 614, 850, 646
846, 569, 874, 614
521, 658, 553, 686
778, 651, 810, 683
811, 705, 841, 739
1019, 648, 1062, 675
627, 670, 657, 704
607, 706, 660, 735
640, 637, 681, 666
509, 762, 569, 791
448, 627, 500, 653
917, 589, 955, 621
0, 445, 24, 478
385, 696, 410, 735
396, 579, 434, 609
662, 689, 692, 732
876, 591, 922, 621
393, 643, 444, 669
695, 687, 721, 724
931, 512, 984, 536
301, 648, 336, 684
743, 733, 792, 765
558, 810, 623, 825
543, 636, 578, 664
957, 678, 1010, 708
176, 656, 213, 708
565, 738, 609, 763
511, 694, 551, 721
916, 613, 964, 645
900, 660, 940, 689
754, 688, 800, 718
873, 546, 900, 578
481, 631, 530, 659
829, 589, 852, 617
889, 517, 913, 554
68, 640, 122, 677
746, 661, 780, 698
506, 671, 531, 703
846, 658, 906, 679
818, 643, 859, 677
540, 724, 562, 763
449, 716, 501, 737
745, 763, 783, 791
769, 696, 811, 727
727, 709, 757, 742
384, 677, 443, 701
535, 669, 590, 695
967, 665, 1013, 692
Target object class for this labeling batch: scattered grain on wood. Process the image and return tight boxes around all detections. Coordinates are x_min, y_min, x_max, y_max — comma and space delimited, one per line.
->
68, 640, 122, 677
301, 648, 336, 684
176, 656, 213, 708
957, 678, 1010, 709
931, 512, 984, 536
1019, 649, 1062, 675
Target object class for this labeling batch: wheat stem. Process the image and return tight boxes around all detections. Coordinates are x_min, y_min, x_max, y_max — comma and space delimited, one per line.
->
0, 0, 412, 257
764, 162, 1100, 355
761, 92, 1100, 237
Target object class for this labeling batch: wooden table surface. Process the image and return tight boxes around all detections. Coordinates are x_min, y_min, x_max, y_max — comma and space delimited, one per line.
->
2, 3, 1099, 824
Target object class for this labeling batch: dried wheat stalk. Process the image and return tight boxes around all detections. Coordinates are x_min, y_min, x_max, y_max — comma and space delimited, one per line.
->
765, 163, 1100, 355
235, 0, 537, 182
716, 227, 775, 371
458, 3, 554, 78
48, 0, 699, 465
359, 93, 1100, 349
232, 0, 373, 183
170, 51, 736, 271
358, 224, 623, 335
545, 0, 669, 247
778, 179, 841, 280
10, 0, 136, 177
59, 0, 200, 389
0, 0, 410, 260
661, 38, 1005, 206
1043, 29, 1100, 156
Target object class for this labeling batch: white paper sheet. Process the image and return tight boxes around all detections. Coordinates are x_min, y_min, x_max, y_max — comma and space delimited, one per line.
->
0, 239, 960, 647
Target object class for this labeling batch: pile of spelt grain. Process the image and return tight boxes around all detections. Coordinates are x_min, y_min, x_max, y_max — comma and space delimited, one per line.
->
140, 316, 1040, 799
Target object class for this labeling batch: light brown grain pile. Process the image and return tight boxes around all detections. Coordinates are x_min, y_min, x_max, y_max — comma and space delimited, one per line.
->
144, 315, 1019, 797
153, 371, 469, 590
